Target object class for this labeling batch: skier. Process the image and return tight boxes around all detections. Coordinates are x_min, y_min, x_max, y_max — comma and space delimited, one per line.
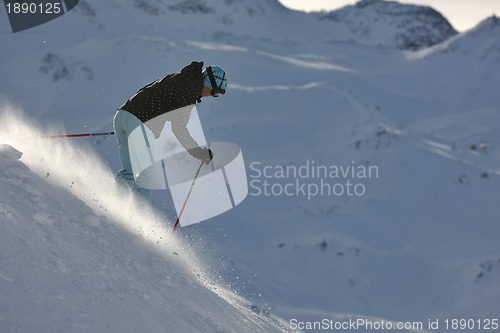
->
113, 61, 227, 190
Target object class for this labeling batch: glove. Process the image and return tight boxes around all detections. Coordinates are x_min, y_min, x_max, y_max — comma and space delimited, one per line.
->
189, 147, 213, 165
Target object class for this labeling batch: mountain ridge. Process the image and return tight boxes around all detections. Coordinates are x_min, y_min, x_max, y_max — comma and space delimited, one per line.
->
319, 0, 457, 50
50, 0, 460, 50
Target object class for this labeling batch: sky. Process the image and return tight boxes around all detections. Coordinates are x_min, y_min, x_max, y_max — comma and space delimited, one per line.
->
278, 0, 500, 32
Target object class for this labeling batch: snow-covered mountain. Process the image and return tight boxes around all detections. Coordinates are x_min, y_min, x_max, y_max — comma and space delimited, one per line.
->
412, 15, 500, 62
1, 0, 500, 332
319, 0, 457, 50
5, 0, 457, 49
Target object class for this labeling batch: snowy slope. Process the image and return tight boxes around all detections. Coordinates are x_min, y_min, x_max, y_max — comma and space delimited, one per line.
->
0, 114, 292, 333
1, 0, 500, 332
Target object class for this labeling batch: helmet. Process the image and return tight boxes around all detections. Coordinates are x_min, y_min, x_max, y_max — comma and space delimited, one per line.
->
202, 65, 227, 97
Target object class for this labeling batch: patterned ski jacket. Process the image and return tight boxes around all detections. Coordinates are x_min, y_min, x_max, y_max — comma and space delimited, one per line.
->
119, 61, 209, 159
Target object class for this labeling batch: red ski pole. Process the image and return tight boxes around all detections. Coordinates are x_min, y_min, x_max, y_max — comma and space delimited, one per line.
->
172, 161, 205, 234
43, 131, 115, 139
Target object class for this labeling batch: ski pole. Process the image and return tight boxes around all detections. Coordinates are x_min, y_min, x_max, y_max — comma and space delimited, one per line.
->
43, 131, 115, 139
172, 160, 205, 234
